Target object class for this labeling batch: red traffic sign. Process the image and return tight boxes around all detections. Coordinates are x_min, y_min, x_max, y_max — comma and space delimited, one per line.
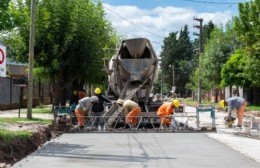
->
0, 48, 4, 64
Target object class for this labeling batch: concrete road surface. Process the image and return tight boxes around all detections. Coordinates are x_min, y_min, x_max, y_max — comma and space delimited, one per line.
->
12, 133, 260, 168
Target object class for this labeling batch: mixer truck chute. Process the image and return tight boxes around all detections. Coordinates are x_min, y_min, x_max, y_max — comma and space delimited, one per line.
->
103, 38, 161, 126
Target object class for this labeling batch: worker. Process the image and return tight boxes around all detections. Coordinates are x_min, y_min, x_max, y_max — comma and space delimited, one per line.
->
157, 99, 180, 127
92, 87, 112, 130
74, 96, 99, 129
220, 96, 247, 127
117, 99, 141, 127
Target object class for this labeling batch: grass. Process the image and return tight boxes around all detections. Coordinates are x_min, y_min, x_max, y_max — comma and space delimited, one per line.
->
18, 106, 52, 114
0, 117, 52, 125
32, 106, 52, 114
246, 105, 260, 112
0, 117, 51, 144
0, 129, 32, 144
0, 106, 52, 145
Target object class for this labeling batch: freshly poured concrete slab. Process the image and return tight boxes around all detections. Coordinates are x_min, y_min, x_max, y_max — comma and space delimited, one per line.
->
12, 133, 260, 168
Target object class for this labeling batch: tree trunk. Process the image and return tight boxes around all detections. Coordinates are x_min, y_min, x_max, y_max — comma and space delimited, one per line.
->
214, 88, 218, 103
60, 87, 67, 106
51, 82, 62, 106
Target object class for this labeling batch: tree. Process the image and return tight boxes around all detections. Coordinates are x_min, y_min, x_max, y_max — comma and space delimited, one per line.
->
34, 0, 116, 105
2, 0, 117, 106
160, 25, 194, 97
0, 0, 33, 62
221, 49, 250, 87
234, 0, 260, 86
160, 32, 178, 91
202, 21, 215, 43
0, 0, 11, 31
201, 26, 233, 87
197, 21, 238, 102
187, 21, 216, 100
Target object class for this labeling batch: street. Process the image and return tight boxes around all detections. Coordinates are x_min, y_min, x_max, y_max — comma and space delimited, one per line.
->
12, 133, 260, 168
2, 105, 260, 168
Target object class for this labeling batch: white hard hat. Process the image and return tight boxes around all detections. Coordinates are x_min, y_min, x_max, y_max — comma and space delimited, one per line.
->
117, 99, 124, 105
90, 96, 99, 102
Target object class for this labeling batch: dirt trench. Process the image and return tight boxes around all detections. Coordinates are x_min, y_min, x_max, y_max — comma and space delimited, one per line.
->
0, 124, 59, 167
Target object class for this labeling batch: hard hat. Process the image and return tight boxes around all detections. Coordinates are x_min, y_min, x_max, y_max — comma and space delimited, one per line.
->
172, 99, 180, 107
219, 100, 225, 108
95, 88, 101, 94
117, 99, 124, 105
90, 96, 99, 102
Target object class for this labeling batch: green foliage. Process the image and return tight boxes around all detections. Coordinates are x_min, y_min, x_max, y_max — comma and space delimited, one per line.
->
188, 21, 216, 95
1, 0, 118, 105
201, 21, 236, 90
0, 29, 27, 62
235, 0, 260, 47
234, 0, 260, 86
0, 129, 32, 144
33, 0, 113, 84
202, 20, 215, 43
32, 107, 52, 114
221, 49, 250, 87
0, 117, 51, 125
0, 0, 29, 62
153, 70, 168, 95
160, 25, 194, 96
0, 0, 11, 30
247, 105, 260, 111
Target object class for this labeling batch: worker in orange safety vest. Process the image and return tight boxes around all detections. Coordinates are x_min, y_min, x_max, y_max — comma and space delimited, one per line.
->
74, 96, 99, 129
117, 99, 141, 127
157, 99, 180, 127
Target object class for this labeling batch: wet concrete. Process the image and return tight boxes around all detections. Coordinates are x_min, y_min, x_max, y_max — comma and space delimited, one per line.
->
12, 133, 260, 168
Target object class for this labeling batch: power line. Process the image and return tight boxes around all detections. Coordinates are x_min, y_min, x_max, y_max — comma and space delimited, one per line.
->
182, 0, 248, 4
115, 28, 163, 44
103, 5, 165, 39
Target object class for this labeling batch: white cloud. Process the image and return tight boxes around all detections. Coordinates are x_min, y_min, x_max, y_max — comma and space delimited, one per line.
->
103, 3, 233, 55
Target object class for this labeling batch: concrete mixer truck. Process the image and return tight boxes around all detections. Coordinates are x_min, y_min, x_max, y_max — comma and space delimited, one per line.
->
103, 38, 162, 126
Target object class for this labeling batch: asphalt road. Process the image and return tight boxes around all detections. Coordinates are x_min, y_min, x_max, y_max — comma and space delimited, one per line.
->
12, 133, 260, 168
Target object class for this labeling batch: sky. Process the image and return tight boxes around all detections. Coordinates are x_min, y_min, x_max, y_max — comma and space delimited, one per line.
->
100, 0, 250, 55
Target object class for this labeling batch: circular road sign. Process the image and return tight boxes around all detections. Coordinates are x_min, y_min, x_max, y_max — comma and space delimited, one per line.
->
0, 48, 5, 64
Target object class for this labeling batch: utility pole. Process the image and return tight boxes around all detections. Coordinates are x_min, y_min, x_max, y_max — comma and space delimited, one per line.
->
27, 0, 36, 119
193, 17, 203, 104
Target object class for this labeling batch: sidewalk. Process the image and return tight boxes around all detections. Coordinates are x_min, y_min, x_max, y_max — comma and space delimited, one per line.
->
0, 108, 53, 120
182, 106, 260, 164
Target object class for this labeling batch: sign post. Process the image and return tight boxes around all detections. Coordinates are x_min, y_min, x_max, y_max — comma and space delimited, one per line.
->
13, 78, 27, 118
0, 45, 6, 77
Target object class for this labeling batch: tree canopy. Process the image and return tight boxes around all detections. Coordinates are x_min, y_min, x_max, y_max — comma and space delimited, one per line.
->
0, 0, 11, 30
160, 25, 194, 97
221, 49, 250, 87
201, 24, 234, 88
234, 0, 260, 86
1, 0, 118, 105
